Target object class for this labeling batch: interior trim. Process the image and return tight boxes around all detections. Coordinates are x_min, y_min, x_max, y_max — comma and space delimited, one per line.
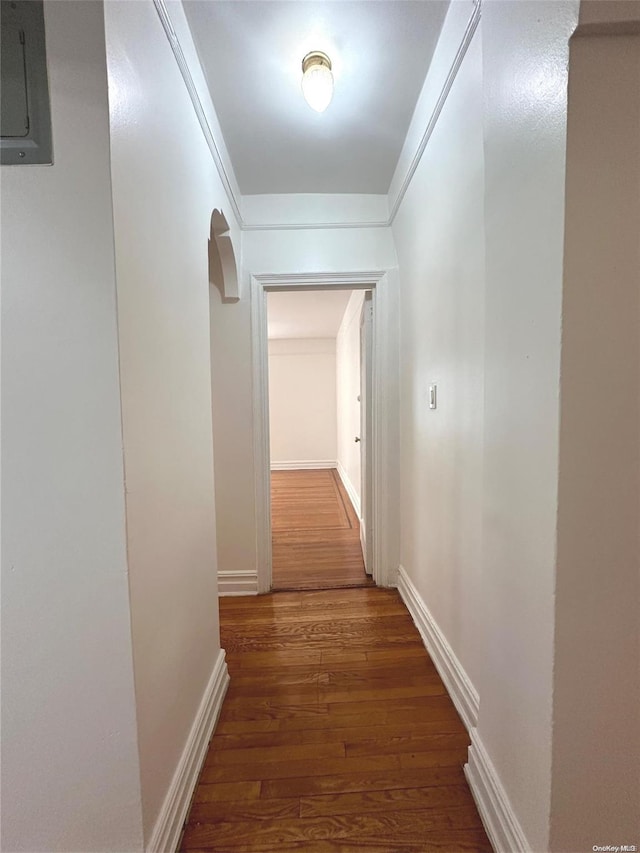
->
271, 461, 337, 471
336, 461, 361, 520
251, 270, 399, 593
218, 570, 259, 596
387, 0, 482, 221
152, 0, 242, 225
152, 0, 481, 232
396, 564, 479, 731
146, 650, 229, 852
465, 730, 531, 853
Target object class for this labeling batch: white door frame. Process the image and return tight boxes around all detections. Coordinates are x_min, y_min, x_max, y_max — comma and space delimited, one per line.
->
251, 270, 398, 593
359, 292, 374, 574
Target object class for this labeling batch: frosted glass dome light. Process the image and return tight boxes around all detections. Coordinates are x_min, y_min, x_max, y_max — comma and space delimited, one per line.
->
301, 51, 333, 113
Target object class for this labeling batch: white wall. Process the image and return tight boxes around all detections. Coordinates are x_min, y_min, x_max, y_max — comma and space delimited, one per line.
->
242, 193, 389, 228
392, 0, 484, 730
210, 289, 258, 584
243, 226, 397, 277
336, 292, 365, 512
211, 226, 399, 590
479, 2, 579, 849
393, 1, 597, 849
268, 338, 337, 466
550, 24, 640, 850
10, 5, 632, 852
0, 2, 143, 850
104, 0, 230, 841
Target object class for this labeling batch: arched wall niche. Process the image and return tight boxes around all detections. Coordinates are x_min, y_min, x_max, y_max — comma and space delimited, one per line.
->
209, 209, 239, 302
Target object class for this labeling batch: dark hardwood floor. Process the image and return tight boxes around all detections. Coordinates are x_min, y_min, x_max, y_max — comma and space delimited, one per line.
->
181, 587, 492, 852
271, 468, 374, 591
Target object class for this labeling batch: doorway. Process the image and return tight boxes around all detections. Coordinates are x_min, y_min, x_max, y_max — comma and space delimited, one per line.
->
251, 271, 395, 594
266, 289, 373, 590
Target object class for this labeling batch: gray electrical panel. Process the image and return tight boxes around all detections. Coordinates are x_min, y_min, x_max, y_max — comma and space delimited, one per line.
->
1, 0, 52, 165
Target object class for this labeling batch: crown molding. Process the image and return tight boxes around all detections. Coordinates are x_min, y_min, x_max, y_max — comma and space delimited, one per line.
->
241, 219, 389, 232
153, 0, 243, 225
387, 0, 481, 223
252, 270, 387, 289
153, 0, 481, 233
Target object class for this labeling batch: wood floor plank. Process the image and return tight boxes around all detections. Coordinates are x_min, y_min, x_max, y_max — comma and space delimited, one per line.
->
192, 781, 261, 804
319, 682, 448, 704
183, 834, 491, 853
182, 830, 491, 853
224, 650, 323, 668
181, 806, 486, 849
188, 797, 300, 824
271, 469, 374, 590
222, 603, 408, 629
321, 660, 441, 679
223, 613, 415, 641
221, 684, 321, 704
223, 634, 421, 653
365, 645, 428, 662
205, 741, 345, 767
212, 718, 466, 752
199, 753, 402, 785
325, 692, 455, 716
218, 701, 329, 723
299, 784, 476, 817
260, 765, 469, 800
345, 732, 470, 757
181, 586, 492, 852
399, 749, 471, 770
219, 691, 460, 725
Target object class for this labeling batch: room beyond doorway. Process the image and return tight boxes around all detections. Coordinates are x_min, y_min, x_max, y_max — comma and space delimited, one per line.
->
271, 468, 375, 591
250, 269, 398, 594
266, 288, 373, 591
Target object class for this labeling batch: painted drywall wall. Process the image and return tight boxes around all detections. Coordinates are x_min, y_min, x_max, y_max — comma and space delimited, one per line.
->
242, 193, 389, 227
210, 287, 258, 585
479, 1, 579, 849
243, 226, 397, 277
268, 289, 353, 340
268, 338, 338, 466
336, 292, 366, 512
550, 27, 640, 850
209, 226, 399, 589
104, 0, 231, 841
392, 0, 484, 715
393, 1, 602, 848
0, 2, 143, 850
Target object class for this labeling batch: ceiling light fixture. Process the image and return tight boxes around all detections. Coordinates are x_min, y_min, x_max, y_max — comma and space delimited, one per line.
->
301, 51, 333, 113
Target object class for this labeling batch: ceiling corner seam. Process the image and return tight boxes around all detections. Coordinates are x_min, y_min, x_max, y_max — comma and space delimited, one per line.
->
152, 0, 245, 228
387, 0, 482, 226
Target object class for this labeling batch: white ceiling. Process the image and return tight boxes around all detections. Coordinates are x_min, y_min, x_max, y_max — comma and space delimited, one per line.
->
267, 290, 353, 339
183, 1, 449, 195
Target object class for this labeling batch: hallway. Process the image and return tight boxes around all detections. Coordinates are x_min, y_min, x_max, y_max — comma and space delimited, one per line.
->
4, 1, 639, 850
180, 588, 491, 851
271, 469, 374, 591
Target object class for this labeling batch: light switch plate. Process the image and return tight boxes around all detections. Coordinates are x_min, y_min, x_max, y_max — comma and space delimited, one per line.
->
429, 384, 437, 409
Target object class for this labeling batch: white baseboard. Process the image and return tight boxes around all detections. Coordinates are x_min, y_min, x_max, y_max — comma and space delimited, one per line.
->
465, 729, 530, 853
396, 566, 529, 852
396, 564, 478, 732
270, 460, 337, 471
147, 649, 230, 852
218, 570, 258, 596
336, 461, 361, 518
